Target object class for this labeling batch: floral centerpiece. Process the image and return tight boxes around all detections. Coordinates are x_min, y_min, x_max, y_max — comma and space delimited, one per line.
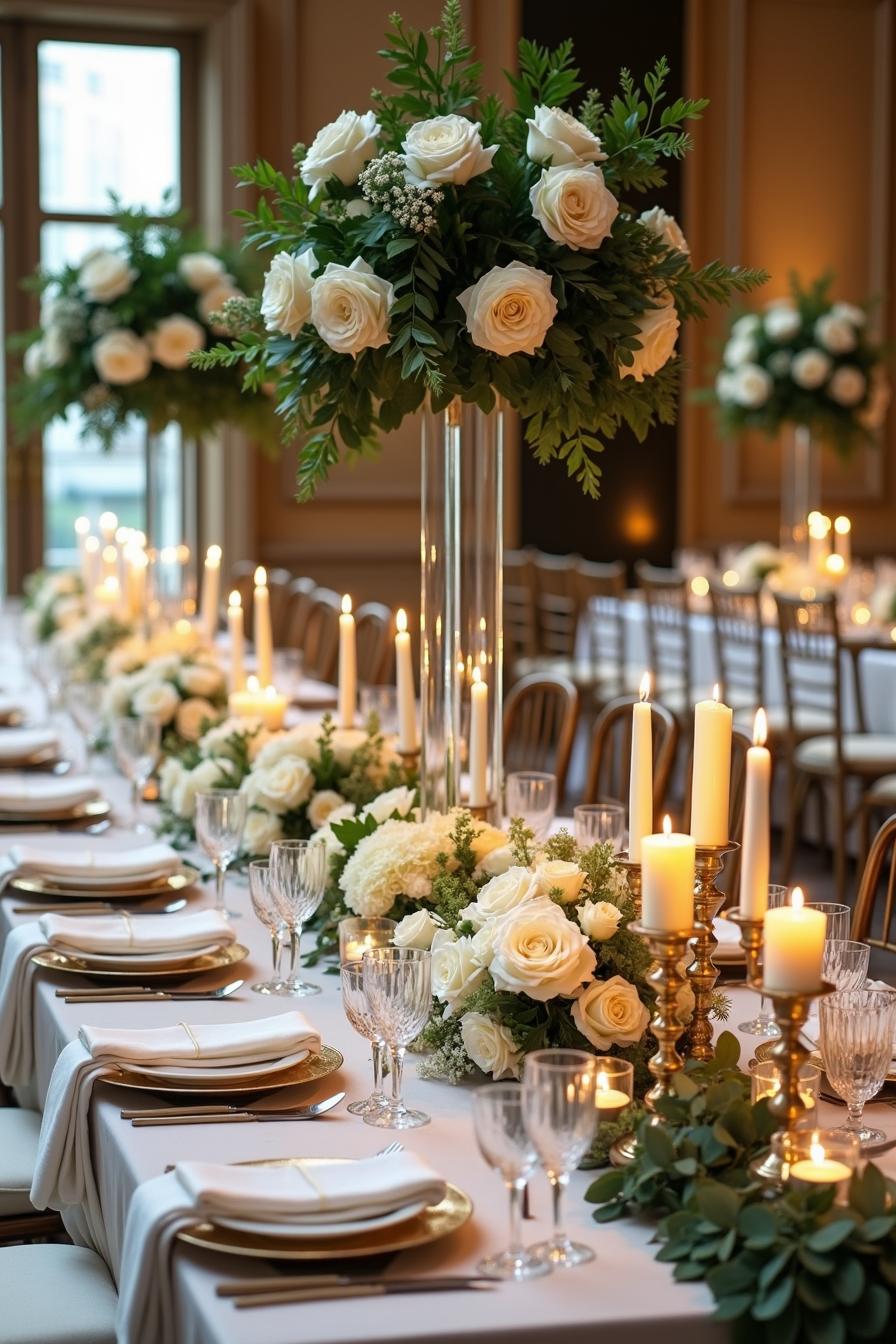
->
52, 610, 135, 682
102, 651, 228, 756
196, 2, 764, 500
22, 569, 85, 642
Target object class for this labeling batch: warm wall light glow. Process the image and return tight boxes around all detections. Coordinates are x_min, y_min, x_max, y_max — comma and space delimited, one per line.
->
254, 566, 267, 587
791, 886, 805, 910
662, 814, 672, 836
722, 569, 740, 587
228, 590, 241, 609
621, 504, 656, 545
341, 593, 352, 615
690, 576, 709, 597
206, 544, 222, 565
639, 671, 651, 702
834, 515, 851, 536
852, 603, 871, 626
396, 608, 407, 634
753, 707, 767, 747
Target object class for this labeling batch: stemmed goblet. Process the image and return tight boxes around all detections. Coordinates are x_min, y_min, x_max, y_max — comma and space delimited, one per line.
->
573, 802, 626, 851
340, 959, 388, 1116
361, 946, 432, 1130
65, 681, 104, 771
112, 715, 161, 832
195, 789, 247, 919
471, 1083, 550, 1281
819, 987, 896, 1145
247, 860, 287, 994
269, 838, 327, 996
738, 883, 788, 1037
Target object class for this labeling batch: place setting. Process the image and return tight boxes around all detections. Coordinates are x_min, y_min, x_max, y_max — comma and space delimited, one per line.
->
2, 841, 201, 904
0, 725, 69, 772
0, 773, 112, 831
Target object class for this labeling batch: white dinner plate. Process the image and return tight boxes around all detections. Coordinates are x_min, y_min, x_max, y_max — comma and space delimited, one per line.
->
213, 1198, 429, 1241
56, 940, 226, 970
35, 866, 184, 891
131, 1045, 313, 1085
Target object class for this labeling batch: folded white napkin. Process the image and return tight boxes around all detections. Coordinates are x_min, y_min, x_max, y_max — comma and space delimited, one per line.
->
9, 841, 179, 881
116, 1152, 446, 1344
0, 727, 58, 760
0, 694, 23, 717
713, 916, 742, 945
38, 909, 234, 956
0, 922, 46, 1086
0, 774, 99, 813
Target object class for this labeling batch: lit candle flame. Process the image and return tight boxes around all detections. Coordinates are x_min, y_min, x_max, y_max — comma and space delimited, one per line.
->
810, 1140, 826, 1165
472, 666, 482, 685
254, 566, 267, 587
791, 885, 805, 911
229, 590, 241, 608
597, 1070, 609, 1093
753, 707, 767, 747
663, 814, 672, 836
341, 593, 352, 616
206, 544, 222, 565
396, 608, 407, 634
639, 671, 651, 703
807, 510, 823, 528
264, 685, 279, 700
712, 683, 720, 702
99, 511, 118, 531
102, 576, 118, 595
247, 675, 260, 693
834, 515, 851, 536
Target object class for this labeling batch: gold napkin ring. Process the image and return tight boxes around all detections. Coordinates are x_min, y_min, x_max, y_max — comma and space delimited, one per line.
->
179, 1022, 201, 1057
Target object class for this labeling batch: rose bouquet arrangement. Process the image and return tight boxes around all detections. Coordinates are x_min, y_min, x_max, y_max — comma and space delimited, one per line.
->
22, 569, 86, 643
51, 610, 135, 682
11, 202, 276, 448
728, 541, 787, 586
195, 1, 764, 500
102, 652, 228, 756
713, 274, 890, 454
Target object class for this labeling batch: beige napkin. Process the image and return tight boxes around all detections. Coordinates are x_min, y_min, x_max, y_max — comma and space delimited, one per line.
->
0, 727, 58, 760
0, 775, 99, 813
37, 909, 234, 956
8, 841, 179, 882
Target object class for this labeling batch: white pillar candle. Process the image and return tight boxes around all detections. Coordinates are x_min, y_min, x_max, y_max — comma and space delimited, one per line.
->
690, 685, 733, 846
338, 594, 357, 728
394, 608, 417, 753
763, 887, 826, 992
98, 511, 118, 545
253, 566, 273, 688
741, 708, 771, 919
628, 671, 653, 862
199, 545, 222, 644
468, 667, 489, 807
833, 516, 851, 570
227, 590, 245, 691
641, 815, 695, 932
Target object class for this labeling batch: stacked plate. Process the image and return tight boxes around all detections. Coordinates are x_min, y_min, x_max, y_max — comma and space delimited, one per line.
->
0, 695, 25, 727
0, 727, 65, 770
0, 774, 109, 826
7, 842, 199, 901
32, 906, 248, 983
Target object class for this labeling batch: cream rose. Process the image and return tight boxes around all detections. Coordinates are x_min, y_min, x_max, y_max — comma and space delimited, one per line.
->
313, 804, 357, 860
460, 1012, 522, 1080
174, 696, 218, 743
244, 756, 313, 813
535, 859, 586, 904
571, 974, 649, 1049
470, 823, 508, 864
731, 313, 761, 339
724, 335, 758, 367
828, 365, 866, 407
254, 726, 320, 768
79, 250, 136, 303
171, 758, 226, 819
179, 663, 224, 698
621, 291, 680, 383
458, 261, 557, 357
393, 909, 440, 950
243, 808, 284, 857
479, 844, 515, 878
131, 680, 180, 724
301, 110, 380, 198
577, 899, 623, 941
149, 315, 206, 370
831, 302, 865, 327
92, 329, 151, 385
310, 257, 394, 356
791, 347, 831, 389
639, 205, 689, 254
530, 164, 618, 251
730, 363, 772, 408
261, 250, 318, 339
403, 114, 496, 185
464, 866, 541, 928
178, 252, 226, 292
815, 313, 857, 355
526, 104, 606, 166
432, 936, 487, 1013
307, 789, 346, 829
361, 786, 417, 824
490, 899, 597, 1001
764, 302, 801, 342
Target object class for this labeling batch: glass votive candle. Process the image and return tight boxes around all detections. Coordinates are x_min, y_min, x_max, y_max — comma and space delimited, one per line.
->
773, 1127, 860, 1200
338, 916, 397, 965
750, 1058, 822, 1123
592, 1056, 634, 1124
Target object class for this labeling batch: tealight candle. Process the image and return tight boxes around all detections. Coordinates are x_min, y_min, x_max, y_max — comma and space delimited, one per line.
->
394, 608, 417, 753
788, 1138, 854, 1186
468, 666, 488, 807
253, 567, 273, 687
595, 1073, 630, 1121
762, 886, 826, 992
229, 674, 285, 727
227, 590, 245, 691
690, 685, 732, 846
741, 708, 770, 919
641, 816, 695, 932
338, 916, 397, 965
628, 671, 653, 862
338, 594, 357, 728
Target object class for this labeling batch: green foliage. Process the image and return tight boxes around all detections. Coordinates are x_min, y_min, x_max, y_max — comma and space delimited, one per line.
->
507, 816, 536, 866
542, 828, 577, 862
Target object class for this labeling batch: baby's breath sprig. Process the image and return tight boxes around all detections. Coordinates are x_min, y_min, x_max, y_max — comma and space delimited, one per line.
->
359, 152, 444, 235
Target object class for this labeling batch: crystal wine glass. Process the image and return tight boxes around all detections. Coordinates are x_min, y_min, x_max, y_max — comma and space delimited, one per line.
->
361, 946, 432, 1130
506, 771, 557, 841
64, 680, 104, 771
340, 959, 388, 1117
247, 860, 287, 994
738, 883, 788, 1037
521, 1049, 598, 1268
471, 1083, 550, 1281
269, 838, 327, 996
809, 901, 851, 942
195, 789, 247, 919
573, 802, 626, 851
822, 939, 870, 991
112, 715, 161, 832
819, 987, 896, 1145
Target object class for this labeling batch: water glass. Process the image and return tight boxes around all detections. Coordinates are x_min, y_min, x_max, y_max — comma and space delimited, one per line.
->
738, 883, 788, 1037
573, 802, 626, 852
360, 684, 399, 736
822, 939, 870, 991
471, 1084, 550, 1281
112, 715, 161, 832
272, 649, 304, 700
521, 1049, 598, 1268
195, 789, 247, 919
341, 960, 388, 1117
247, 860, 287, 994
64, 681, 104, 770
338, 916, 397, 965
819, 987, 896, 1145
269, 838, 328, 996
361, 947, 432, 1130
809, 902, 851, 942
506, 771, 557, 841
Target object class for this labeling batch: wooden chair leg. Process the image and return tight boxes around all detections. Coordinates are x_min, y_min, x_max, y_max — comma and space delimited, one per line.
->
781, 768, 809, 883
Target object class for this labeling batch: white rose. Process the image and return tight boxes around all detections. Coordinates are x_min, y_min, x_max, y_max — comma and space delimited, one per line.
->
577, 899, 623, 941
261, 250, 318, 339
393, 909, 439, 950
830, 302, 865, 327
764, 302, 801, 342
469, 823, 508, 864
310, 257, 394, 356
526, 104, 606, 166
458, 261, 557, 357
466, 866, 541, 928
490, 899, 597, 1001
242, 808, 284, 857
535, 859, 586, 904
79, 250, 136, 303
198, 280, 244, 333
92, 329, 151, 385
244, 756, 314, 814
724, 335, 758, 367
815, 313, 857, 355
43, 326, 70, 369
255, 726, 320, 768
361, 786, 417, 824
828, 365, 866, 407
172, 758, 226, 820
432, 936, 487, 1013
301, 110, 380, 198
403, 114, 496, 185
715, 370, 736, 403
102, 676, 134, 719
179, 662, 224, 698
621, 291, 680, 382
307, 789, 346, 829
768, 350, 793, 377
731, 313, 760, 338
178, 252, 226, 292
131, 680, 180, 725
530, 164, 618, 251
730, 363, 773, 408
571, 974, 649, 1049
331, 726, 372, 766
149, 315, 206, 370
158, 756, 184, 803
431, 926, 457, 952
175, 696, 218, 742
460, 1012, 521, 1080
24, 340, 47, 378
478, 844, 515, 878
859, 368, 891, 429
639, 205, 689, 254
791, 347, 831, 390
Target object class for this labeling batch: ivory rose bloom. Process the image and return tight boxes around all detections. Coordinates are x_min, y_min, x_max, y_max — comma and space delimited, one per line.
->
815, 312, 857, 355
470, 823, 508, 865
621, 291, 679, 383
307, 789, 347, 829
403, 114, 496, 185
791, 347, 831, 390
131, 680, 179, 724
577, 899, 623, 942
458, 261, 557, 357
178, 252, 226, 292
301, 110, 380, 198
361, 786, 417, 824
393, 909, 440, 950
479, 844, 514, 878
171, 758, 226, 819
92, 329, 151, 385
149, 315, 206, 370
244, 756, 314, 813
310, 257, 394, 356
462, 866, 541, 928
179, 663, 224, 698
828, 365, 866, 407
730, 363, 772, 408
526, 104, 606, 166
460, 1012, 522, 1080
261, 250, 318, 339
571, 975, 649, 1049
639, 205, 689, 254
535, 859, 586, 904
79, 250, 136, 303
489, 899, 597, 1001
764, 302, 801, 342
530, 164, 618, 251
432, 936, 487, 1013
174, 696, 218, 743
243, 808, 284, 856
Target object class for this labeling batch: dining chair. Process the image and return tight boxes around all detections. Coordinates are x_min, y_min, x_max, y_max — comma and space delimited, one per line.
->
355, 602, 393, 685
302, 588, 342, 683
852, 812, 896, 957
282, 576, 318, 650
582, 693, 679, 819
503, 672, 579, 799
635, 561, 714, 718
0, 1106, 63, 1244
680, 726, 753, 905
265, 567, 294, 646
708, 579, 765, 714
573, 559, 639, 702
1, 1243, 117, 1343
531, 551, 580, 666
503, 548, 538, 682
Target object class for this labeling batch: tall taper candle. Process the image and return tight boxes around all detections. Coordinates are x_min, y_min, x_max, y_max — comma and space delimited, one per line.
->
338, 594, 357, 728
394, 608, 417, 752
200, 545, 222, 643
228, 590, 245, 692
641, 815, 695, 931
741, 707, 771, 919
629, 671, 653, 861
253, 566, 273, 688
468, 666, 488, 807
833, 516, 851, 570
690, 685, 733, 846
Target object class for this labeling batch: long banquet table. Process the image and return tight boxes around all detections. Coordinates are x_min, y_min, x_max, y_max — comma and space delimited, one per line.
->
2, 640, 895, 1344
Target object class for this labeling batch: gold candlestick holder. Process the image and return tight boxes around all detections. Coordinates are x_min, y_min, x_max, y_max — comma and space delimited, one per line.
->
686, 841, 739, 1062
750, 979, 835, 1185
610, 921, 694, 1167
616, 853, 642, 921
726, 907, 764, 987
466, 799, 496, 823
397, 747, 420, 778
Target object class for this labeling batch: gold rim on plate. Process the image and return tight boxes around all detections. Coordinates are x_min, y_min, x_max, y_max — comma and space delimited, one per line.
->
177, 1157, 472, 1260
11, 863, 201, 899
0, 798, 112, 824
754, 1038, 896, 1087
31, 940, 249, 981
104, 1043, 344, 1095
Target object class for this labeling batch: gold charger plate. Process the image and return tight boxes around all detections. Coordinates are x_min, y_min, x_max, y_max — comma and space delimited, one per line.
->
754, 1038, 896, 1087
0, 746, 66, 770
12, 862, 200, 899
0, 798, 111, 825
177, 1157, 471, 1261
103, 1044, 344, 1096
31, 940, 249, 981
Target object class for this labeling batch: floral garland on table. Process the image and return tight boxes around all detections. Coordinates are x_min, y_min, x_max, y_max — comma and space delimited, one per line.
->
712, 273, 890, 456
102, 652, 228, 757
195, 1, 764, 501
22, 569, 86, 642
51, 611, 135, 682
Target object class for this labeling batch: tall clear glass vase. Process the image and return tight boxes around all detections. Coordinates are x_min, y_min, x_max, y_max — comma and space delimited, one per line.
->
419, 397, 503, 818
779, 422, 820, 558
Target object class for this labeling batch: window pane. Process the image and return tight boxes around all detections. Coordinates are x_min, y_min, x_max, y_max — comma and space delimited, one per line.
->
38, 40, 180, 214
40, 220, 121, 273
44, 412, 146, 570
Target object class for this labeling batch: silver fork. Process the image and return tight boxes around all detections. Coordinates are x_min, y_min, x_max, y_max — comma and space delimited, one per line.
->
375, 1141, 404, 1158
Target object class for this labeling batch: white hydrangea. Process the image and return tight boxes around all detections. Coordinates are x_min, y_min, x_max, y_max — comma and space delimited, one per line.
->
339, 813, 459, 916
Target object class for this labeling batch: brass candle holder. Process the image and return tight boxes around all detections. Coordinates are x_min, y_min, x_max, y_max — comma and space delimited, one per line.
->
750, 979, 835, 1185
465, 799, 497, 823
397, 747, 421, 777
726, 906, 764, 986
686, 841, 740, 1062
610, 921, 694, 1167
616, 853, 642, 921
